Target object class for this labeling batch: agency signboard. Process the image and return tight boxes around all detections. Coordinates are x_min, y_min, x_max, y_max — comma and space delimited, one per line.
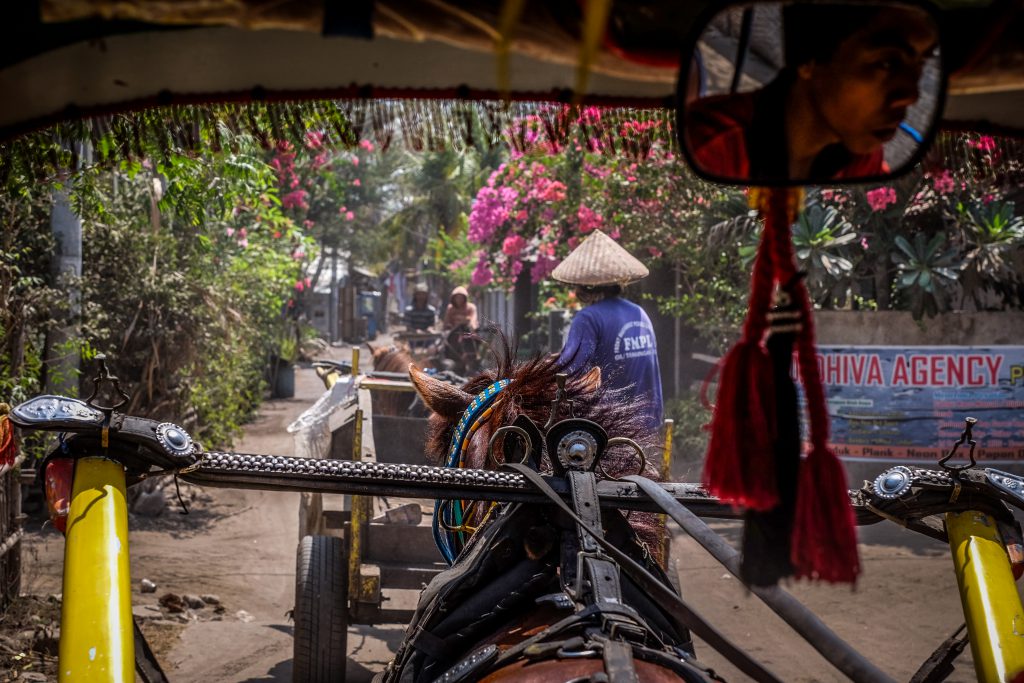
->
819, 346, 1024, 461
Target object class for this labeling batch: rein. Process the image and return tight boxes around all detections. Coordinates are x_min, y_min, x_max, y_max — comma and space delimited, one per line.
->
433, 378, 512, 564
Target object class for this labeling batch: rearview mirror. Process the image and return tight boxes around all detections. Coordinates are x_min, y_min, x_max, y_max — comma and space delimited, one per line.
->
677, 1, 945, 186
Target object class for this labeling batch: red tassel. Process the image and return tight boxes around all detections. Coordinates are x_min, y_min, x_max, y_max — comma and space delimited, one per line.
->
790, 447, 860, 583
703, 211, 780, 510
703, 341, 778, 510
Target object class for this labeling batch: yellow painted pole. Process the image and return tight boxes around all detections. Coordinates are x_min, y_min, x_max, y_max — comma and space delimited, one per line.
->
348, 406, 367, 602
947, 510, 1024, 683
60, 457, 133, 682
660, 419, 674, 568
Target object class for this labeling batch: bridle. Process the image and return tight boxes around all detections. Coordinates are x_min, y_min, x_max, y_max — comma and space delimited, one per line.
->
433, 378, 512, 564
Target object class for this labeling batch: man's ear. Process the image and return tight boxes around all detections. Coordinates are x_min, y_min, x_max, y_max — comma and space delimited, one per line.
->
576, 366, 601, 394
409, 364, 472, 418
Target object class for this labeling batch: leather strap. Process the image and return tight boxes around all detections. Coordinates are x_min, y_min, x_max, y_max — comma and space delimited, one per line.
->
505, 462, 783, 683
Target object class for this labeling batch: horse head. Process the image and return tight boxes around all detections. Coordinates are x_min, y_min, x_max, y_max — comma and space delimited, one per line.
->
409, 342, 664, 562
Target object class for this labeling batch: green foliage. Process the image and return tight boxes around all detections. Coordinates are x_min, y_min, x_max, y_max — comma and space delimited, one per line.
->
665, 393, 711, 475
792, 202, 858, 305
892, 232, 961, 318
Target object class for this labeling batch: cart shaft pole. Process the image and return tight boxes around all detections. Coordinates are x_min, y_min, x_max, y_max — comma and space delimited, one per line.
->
60, 457, 134, 682
947, 510, 1024, 683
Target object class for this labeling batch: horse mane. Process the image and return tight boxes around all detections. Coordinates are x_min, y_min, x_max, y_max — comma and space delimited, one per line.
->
425, 332, 665, 558
426, 333, 658, 469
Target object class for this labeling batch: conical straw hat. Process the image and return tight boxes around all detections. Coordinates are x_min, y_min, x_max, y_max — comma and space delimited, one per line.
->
551, 229, 649, 286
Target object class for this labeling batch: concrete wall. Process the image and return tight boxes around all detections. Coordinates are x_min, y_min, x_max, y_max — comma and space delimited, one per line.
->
815, 310, 1024, 346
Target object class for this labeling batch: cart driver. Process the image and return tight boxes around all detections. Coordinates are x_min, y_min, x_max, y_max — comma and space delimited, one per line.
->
403, 283, 437, 333
553, 229, 663, 431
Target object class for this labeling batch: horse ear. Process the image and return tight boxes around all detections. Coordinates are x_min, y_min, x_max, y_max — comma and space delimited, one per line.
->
365, 341, 377, 354
409, 364, 472, 418
578, 366, 601, 394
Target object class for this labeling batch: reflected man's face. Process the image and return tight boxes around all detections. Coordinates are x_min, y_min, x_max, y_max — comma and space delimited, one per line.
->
803, 7, 938, 155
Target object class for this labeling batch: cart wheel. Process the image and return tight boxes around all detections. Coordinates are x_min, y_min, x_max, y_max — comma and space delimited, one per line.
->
293, 535, 348, 682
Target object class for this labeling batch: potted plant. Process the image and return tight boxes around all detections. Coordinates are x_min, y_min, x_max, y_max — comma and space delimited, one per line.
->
271, 323, 299, 399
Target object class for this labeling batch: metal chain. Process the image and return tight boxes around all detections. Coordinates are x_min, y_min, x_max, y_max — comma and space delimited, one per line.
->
199, 451, 531, 487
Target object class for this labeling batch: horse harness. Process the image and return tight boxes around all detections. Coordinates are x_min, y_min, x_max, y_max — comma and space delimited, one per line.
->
383, 380, 720, 683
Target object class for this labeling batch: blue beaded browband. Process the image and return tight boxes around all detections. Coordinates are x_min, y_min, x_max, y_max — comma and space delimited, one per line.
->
433, 379, 512, 564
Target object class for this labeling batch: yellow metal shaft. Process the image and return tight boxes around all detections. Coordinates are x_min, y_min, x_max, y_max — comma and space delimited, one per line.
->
947, 510, 1024, 682
660, 419, 674, 568
348, 407, 370, 601
60, 457, 134, 682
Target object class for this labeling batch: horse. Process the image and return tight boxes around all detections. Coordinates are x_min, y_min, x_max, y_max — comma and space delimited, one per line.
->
366, 341, 424, 416
383, 341, 707, 683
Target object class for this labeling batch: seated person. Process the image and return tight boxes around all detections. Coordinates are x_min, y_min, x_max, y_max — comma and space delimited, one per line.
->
403, 283, 437, 333
686, 4, 938, 182
442, 286, 478, 332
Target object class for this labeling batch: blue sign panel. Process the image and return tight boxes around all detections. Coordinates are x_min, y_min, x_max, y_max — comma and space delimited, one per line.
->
818, 346, 1024, 461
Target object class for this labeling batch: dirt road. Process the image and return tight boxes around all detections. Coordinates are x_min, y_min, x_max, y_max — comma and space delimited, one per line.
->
19, 353, 1004, 682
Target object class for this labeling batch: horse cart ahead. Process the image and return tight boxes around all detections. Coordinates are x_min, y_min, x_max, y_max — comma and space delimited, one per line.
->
291, 351, 447, 679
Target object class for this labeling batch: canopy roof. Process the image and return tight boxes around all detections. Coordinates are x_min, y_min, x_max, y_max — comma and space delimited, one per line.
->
1, 0, 1021, 144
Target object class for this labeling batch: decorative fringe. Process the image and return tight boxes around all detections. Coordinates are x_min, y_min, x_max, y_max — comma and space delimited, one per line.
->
1, 100, 676, 187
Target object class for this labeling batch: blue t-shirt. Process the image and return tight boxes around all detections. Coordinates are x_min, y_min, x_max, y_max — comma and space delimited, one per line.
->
558, 297, 663, 429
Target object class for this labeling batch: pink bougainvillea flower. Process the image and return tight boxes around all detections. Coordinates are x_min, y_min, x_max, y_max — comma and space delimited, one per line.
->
226, 227, 235, 237
239, 227, 248, 238
305, 131, 324, 150
345, 211, 355, 221
303, 219, 315, 229
933, 169, 955, 195
238, 238, 249, 248
471, 253, 494, 286
304, 277, 312, 288
352, 179, 361, 187
359, 139, 375, 152
469, 186, 518, 243
273, 231, 282, 239
648, 246, 663, 258
532, 254, 561, 283
502, 234, 527, 256
577, 205, 604, 234
282, 190, 309, 211
974, 135, 997, 152
292, 249, 305, 260
351, 156, 360, 166
860, 237, 869, 250
294, 280, 305, 292
276, 140, 294, 154
865, 186, 898, 212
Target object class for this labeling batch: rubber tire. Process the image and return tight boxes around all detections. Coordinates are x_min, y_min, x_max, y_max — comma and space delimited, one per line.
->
293, 535, 348, 682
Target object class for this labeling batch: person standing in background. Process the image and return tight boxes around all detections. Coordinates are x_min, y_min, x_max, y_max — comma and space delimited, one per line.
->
554, 229, 663, 430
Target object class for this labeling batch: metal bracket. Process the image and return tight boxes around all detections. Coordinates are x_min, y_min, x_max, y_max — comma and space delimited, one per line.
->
84, 354, 130, 414
938, 417, 978, 474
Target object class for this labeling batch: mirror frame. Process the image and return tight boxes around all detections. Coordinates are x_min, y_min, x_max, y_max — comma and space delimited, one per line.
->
675, 0, 950, 188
